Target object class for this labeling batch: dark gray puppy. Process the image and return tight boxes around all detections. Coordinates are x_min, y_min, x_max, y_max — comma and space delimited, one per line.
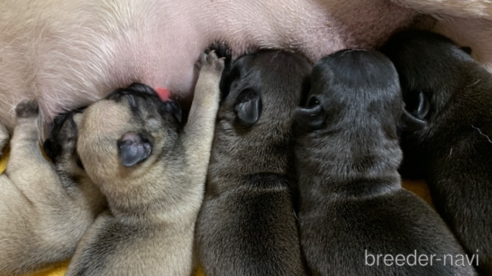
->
382, 30, 492, 275
293, 49, 476, 276
195, 50, 312, 276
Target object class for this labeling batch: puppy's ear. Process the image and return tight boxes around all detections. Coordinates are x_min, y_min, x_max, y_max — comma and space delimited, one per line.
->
168, 101, 183, 124
235, 89, 262, 126
294, 96, 325, 130
160, 100, 183, 124
401, 110, 427, 132
117, 132, 152, 167
400, 92, 429, 132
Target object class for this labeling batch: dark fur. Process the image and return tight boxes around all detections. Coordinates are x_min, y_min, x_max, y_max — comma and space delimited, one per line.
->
195, 50, 312, 276
382, 30, 492, 274
293, 49, 476, 275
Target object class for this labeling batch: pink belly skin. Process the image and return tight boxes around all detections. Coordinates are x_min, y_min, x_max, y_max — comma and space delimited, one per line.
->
0, 0, 418, 128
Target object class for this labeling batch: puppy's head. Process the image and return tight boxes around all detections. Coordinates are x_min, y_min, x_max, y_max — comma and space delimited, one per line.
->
77, 83, 182, 191
294, 49, 402, 139
218, 50, 312, 135
44, 108, 86, 176
381, 30, 475, 132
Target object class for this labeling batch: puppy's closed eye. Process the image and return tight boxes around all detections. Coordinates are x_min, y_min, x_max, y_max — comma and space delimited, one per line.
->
117, 132, 152, 167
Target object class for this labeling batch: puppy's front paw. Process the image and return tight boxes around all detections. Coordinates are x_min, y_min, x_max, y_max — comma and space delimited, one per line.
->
206, 42, 232, 64
198, 51, 225, 74
15, 100, 39, 119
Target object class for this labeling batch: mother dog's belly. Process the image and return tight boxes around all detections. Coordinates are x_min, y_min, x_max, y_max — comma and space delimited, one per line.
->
0, 0, 417, 128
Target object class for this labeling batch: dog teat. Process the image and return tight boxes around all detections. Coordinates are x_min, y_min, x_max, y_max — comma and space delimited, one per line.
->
155, 87, 171, 102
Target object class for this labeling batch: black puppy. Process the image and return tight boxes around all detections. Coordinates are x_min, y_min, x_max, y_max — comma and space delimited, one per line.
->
195, 50, 311, 276
382, 30, 492, 275
293, 49, 476, 275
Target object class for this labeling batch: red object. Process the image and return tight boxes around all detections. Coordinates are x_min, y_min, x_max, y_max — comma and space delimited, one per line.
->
155, 87, 171, 101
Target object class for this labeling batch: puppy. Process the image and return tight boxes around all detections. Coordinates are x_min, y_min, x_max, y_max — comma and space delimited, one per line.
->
0, 101, 105, 276
293, 49, 476, 275
67, 51, 223, 276
382, 30, 492, 275
195, 50, 312, 276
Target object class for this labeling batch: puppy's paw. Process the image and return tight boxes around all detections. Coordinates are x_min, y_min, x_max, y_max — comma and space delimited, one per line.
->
198, 51, 225, 74
206, 42, 232, 65
15, 100, 39, 119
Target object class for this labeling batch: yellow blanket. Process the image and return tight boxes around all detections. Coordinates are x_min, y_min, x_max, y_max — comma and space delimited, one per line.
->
0, 146, 430, 276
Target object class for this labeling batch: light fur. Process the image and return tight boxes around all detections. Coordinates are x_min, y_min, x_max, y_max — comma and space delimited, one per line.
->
67, 52, 223, 276
0, 100, 105, 276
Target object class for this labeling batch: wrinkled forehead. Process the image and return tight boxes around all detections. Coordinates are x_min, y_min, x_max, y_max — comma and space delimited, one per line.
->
81, 99, 132, 138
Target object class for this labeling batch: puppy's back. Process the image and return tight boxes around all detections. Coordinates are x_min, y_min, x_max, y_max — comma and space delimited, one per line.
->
294, 49, 476, 276
382, 30, 492, 274
197, 50, 311, 276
